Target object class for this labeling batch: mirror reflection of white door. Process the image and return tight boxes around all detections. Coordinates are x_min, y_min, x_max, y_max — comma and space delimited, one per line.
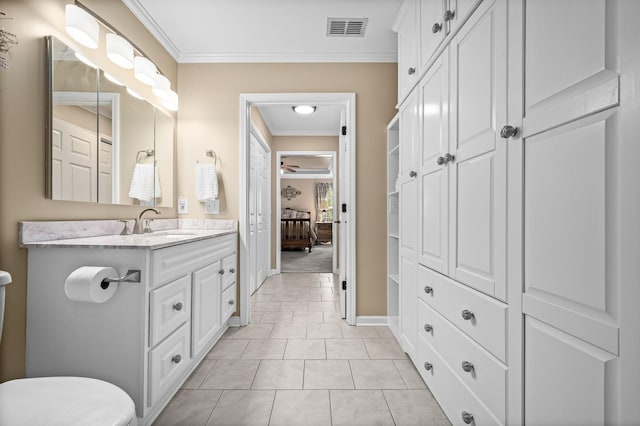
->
52, 117, 98, 202
99, 137, 113, 204
338, 112, 348, 318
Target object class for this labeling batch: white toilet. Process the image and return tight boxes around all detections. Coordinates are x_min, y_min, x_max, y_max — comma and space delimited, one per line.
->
0, 271, 138, 426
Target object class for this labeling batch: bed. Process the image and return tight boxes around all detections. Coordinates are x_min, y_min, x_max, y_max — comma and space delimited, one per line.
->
281, 209, 316, 252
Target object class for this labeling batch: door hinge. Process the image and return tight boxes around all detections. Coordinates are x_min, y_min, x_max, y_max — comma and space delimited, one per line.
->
341, 203, 347, 213
341, 126, 347, 136
342, 281, 347, 290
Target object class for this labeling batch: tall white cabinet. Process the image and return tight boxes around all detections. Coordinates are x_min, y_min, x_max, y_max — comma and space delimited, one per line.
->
390, 0, 640, 424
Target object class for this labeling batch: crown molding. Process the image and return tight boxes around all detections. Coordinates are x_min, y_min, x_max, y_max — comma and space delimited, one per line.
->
178, 51, 398, 64
122, 0, 181, 61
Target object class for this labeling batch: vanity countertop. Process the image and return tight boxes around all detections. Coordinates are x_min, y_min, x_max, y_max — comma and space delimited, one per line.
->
21, 229, 236, 250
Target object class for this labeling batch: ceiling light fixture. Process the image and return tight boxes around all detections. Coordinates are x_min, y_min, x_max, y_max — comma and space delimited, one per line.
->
106, 33, 134, 69
293, 105, 316, 115
103, 71, 124, 86
134, 56, 157, 86
152, 74, 171, 100
65, 4, 99, 49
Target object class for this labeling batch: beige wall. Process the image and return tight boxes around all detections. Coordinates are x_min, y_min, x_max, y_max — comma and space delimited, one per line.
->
0, 0, 177, 381
178, 64, 397, 320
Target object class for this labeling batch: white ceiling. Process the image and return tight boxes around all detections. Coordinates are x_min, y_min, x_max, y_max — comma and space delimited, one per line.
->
122, 0, 401, 63
257, 104, 343, 136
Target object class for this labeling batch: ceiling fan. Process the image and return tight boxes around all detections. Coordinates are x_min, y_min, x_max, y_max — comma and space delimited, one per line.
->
280, 161, 299, 172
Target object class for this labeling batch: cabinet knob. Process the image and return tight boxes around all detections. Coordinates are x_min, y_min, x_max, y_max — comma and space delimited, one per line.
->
461, 411, 474, 424
500, 124, 518, 139
409, 170, 417, 178
432, 22, 442, 33
444, 10, 455, 22
218, 269, 225, 275
437, 156, 446, 165
444, 153, 455, 163
172, 354, 182, 364
461, 309, 475, 320
424, 362, 433, 371
173, 302, 183, 311
462, 361, 474, 373
229, 299, 235, 306
229, 268, 235, 274
424, 323, 433, 332
408, 67, 416, 75
424, 285, 433, 294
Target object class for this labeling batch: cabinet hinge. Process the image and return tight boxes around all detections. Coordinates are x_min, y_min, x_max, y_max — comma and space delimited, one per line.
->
341, 203, 347, 213
342, 281, 347, 291
341, 126, 347, 136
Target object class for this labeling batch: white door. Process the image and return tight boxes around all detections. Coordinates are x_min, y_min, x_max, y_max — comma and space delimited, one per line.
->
338, 113, 348, 318
398, 91, 419, 359
191, 262, 221, 357
418, 54, 449, 274
249, 136, 258, 295
256, 143, 269, 287
419, 0, 445, 70
396, 0, 420, 103
509, 1, 622, 423
448, 0, 507, 300
52, 118, 98, 202
98, 137, 113, 204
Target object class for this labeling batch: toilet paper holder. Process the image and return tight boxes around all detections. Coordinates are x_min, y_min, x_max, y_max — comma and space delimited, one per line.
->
100, 270, 141, 289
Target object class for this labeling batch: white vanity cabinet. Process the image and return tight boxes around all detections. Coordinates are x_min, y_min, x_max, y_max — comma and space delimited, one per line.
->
24, 231, 237, 425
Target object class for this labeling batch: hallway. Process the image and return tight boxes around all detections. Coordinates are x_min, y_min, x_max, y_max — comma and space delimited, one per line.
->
153, 273, 449, 425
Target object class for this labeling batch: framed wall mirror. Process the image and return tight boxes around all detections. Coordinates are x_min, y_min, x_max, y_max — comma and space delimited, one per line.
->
46, 35, 174, 207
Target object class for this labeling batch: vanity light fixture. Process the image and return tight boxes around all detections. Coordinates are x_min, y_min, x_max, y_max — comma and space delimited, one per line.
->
152, 74, 171, 100
126, 87, 144, 100
292, 105, 316, 115
134, 56, 157, 86
106, 33, 134, 69
65, 4, 99, 49
103, 71, 124, 86
74, 52, 97, 69
162, 90, 178, 111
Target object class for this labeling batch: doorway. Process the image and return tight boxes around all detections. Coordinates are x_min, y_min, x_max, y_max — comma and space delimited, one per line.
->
277, 151, 338, 274
239, 93, 356, 326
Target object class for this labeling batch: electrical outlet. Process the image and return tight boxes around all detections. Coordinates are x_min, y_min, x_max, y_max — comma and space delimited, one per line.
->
178, 197, 188, 214
204, 199, 220, 214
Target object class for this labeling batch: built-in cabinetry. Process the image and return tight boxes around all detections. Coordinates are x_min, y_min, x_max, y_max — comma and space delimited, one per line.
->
24, 232, 237, 425
386, 114, 400, 340
390, 0, 640, 424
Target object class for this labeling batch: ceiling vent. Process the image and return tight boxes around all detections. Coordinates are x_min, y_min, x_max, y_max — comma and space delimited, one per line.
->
326, 18, 368, 37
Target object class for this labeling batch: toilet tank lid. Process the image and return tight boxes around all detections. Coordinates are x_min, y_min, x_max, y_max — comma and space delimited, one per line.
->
0, 271, 11, 286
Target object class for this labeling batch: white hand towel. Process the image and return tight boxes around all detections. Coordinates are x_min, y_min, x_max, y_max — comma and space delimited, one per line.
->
128, 163, 162, 202
196, 163, 218, 201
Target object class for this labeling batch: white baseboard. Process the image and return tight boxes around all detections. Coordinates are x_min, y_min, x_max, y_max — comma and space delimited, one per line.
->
355, 316, 388, 326
227, 316, 241, 327
271, 269, 278, 276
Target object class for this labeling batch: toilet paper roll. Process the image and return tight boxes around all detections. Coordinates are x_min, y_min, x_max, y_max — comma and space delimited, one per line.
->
64, 266, 119, 303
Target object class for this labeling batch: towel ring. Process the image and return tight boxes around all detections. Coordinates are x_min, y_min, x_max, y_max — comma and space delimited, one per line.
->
199, 150, 218, 165
136, 149, 154, 164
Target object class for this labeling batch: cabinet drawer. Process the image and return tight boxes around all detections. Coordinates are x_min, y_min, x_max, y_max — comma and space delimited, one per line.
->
418, 265, 507, 361
149, 275, 191, 347
151, 234, 235, 288
149, 323, 190, 406
418, 299, 506, 423
417, 334, 503, 426
221, 283, 237, 323
221, 254, 237, 290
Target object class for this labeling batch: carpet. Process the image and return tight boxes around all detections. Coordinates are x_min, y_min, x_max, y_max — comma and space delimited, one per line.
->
281, 244, 333, 273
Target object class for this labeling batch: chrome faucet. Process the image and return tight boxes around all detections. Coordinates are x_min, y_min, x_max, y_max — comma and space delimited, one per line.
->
133, 208, 161, 234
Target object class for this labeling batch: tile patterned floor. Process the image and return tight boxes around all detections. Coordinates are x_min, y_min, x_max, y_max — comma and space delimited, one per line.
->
153, 273, 450, 426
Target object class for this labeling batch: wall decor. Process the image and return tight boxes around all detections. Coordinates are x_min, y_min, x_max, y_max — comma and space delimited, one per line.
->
281, 185, 301, 200
0, 12, 18, 70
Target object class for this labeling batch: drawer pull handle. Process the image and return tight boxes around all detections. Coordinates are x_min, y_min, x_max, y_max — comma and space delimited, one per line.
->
500, 124, 518, 139
171, 354, 182, 364
461, 411, 474, 424
173, 302, 183, 311
423, 362, 433, 371
461, 361, 474, 373
229, 268, 235, 274
424, 285, 433, 294
461, 309, 475, 320
218, 269, 225, 275
423, 324, 433, 332
229, 300, 235, 306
